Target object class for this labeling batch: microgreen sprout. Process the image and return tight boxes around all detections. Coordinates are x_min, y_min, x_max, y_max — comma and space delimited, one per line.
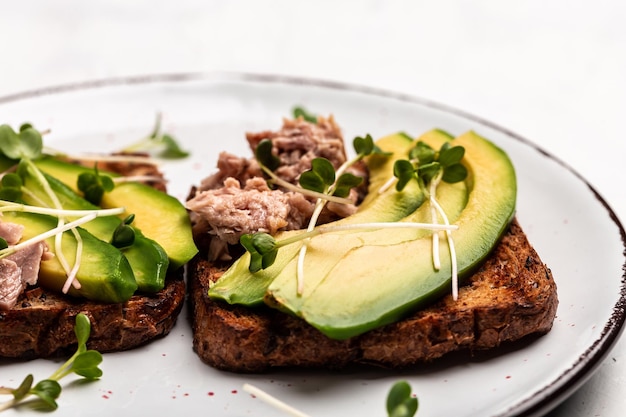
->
298, 157, 363, 199
77, 163, 115, 205
293, 134, 389, 294
240, 233, 278, 273
43, 151, 162, 167
112, 175, 166, 185
292, 106, 318, 124
250, 134, 400, 293
0, 124, 43, 161
26, 162, 85, 290
240, 381, 418, 417
389, 140, 468, 300
0, 122, 134, 293
254, 139, 353, 205
0, 211, 97, 261
0, 201, 124, 218
120, 112, 189, 159
0, 313, 103, 412
386, 381, 419, 417
0, 173, 24, 202
0, 202, 125, 291
255, 139, 281, 172
392, 141, 467, 193
111, 214, 136, 249
248, 132, 468, 300
0, 124, 86, 289
243, 383, 311, 417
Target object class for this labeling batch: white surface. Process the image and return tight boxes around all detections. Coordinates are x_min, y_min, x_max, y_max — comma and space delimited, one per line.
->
0, 1, 624, 416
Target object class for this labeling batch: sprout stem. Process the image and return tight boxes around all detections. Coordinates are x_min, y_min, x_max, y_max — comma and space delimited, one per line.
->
0, 201, 125, 218
429, 179, 441, 271
378, 176, 397, 194
429, 194, 459, 300
113, 175, 166, 184
243, 384, 311, 417
296, 154, 363, 294
42, 147, 160, 166
0, 398, 19, 412
260, 166, 353, 205
0, 214, 98, 260
62, 235, 83, 293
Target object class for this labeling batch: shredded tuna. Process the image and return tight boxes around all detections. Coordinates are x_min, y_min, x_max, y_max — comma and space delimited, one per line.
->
187, 177, 314, 247
246, 116, 346, 185
197, 152, 262, 192
187, 116, 370, 261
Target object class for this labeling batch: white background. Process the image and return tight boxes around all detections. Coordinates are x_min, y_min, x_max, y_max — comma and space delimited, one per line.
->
0, 1, 625, 416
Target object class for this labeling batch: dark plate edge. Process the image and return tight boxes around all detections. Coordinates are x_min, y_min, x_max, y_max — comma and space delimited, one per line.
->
0, 71, 624, 417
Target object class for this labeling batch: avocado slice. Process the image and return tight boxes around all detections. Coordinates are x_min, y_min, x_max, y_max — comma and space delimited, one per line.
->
13, 161, 169, 293
266, 129, 469, 314
33, 156, 198, 269
208, 132, 427, 306
4, 211, 137, 303
274, 130, 516, 340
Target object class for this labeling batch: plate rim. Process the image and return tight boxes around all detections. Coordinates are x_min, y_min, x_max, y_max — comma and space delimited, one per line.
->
0, 71, 624, 417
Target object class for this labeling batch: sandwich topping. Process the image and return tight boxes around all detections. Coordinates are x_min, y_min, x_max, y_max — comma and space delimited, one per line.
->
187, 115, 368, 262
0, 121, 197, 307
0, 220, 49, 310
189, 112, 518, 340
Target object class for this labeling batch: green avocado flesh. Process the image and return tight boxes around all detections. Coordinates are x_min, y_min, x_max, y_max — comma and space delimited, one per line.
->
298, 131, 516, 339
265, 130, 469, 316
33, 156, 198, 269
211, 129, 517, 340
208, 132, 427, 305
4, 211, 137, 303
16, 161, 169, 293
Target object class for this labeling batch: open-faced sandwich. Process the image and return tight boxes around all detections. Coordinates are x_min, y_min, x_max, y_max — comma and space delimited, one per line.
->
0, 123, 197, 359
186, 111, 558, 373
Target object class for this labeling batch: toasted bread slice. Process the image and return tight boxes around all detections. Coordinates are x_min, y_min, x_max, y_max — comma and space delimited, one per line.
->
0, 154, 186, 359
188, 219, 558, 373
0, 271, 185, 359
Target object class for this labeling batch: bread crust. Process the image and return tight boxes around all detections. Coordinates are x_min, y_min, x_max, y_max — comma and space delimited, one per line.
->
188, 219, 558, 372
0, 270, 185, 359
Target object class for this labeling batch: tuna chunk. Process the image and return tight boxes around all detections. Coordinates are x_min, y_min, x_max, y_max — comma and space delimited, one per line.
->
0, 260, 22, 310
196, 152, 262, 192
0, 219, 50, 310
0, 242, 48, 310
0, 222, 24, 245
187, 116, 369, 261
187, 177, 314, 246
198, 116, 366, 192
246, 115, 347, 185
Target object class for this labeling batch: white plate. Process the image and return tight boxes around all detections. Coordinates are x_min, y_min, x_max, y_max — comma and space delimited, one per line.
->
0, 73, 624, 417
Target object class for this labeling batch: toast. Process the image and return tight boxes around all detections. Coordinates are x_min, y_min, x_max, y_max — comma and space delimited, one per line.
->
0, 154, 186, 359
0, 270, 184, 359
187, 118, 558, 372
185, 117, 558, 372
188, 218, 557, 372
